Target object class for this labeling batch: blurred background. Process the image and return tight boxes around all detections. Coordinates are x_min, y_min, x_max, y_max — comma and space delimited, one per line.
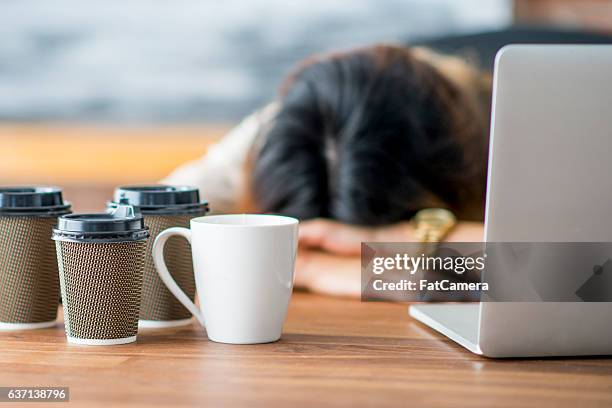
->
2, 0, 612, 210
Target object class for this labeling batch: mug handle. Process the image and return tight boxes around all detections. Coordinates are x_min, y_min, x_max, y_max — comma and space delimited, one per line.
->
152, 227, 205, 327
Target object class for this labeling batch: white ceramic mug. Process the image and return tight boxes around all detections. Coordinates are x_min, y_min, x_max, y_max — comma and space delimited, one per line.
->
152, 214, 298, 344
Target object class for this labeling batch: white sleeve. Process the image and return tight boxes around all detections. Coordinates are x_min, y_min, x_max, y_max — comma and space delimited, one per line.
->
161, 103, 279, 214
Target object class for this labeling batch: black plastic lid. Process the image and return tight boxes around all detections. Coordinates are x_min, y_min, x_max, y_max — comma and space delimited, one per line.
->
52, 204, 149, 243
0, 186, 71, 217
110, 185, 209, 215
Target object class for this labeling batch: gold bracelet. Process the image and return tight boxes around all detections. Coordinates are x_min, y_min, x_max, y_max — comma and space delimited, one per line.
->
412, 208, 457, 243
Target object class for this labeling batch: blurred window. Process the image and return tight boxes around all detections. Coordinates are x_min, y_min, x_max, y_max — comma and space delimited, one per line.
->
0, 0, 511, 123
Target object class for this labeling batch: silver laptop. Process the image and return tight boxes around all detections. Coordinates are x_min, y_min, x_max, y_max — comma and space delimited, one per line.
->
409, 45, 612, 358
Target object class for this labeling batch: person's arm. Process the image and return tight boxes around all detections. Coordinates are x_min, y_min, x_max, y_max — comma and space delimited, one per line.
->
297, 218, 484, 255
161, 103, 278, 214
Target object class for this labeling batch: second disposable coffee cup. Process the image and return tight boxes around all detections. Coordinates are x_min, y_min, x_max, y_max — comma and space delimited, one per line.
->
0, 187, 71, 330
53, 204, 149, 345
109, 185, 209, 328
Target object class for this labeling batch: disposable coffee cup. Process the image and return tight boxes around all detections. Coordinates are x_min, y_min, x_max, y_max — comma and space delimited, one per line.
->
52, 204, 149, 345
0, 187, 71, 330
109, 185, 209, 328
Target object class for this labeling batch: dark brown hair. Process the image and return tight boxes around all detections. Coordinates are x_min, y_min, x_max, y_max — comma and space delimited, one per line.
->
250, 44, 489, 225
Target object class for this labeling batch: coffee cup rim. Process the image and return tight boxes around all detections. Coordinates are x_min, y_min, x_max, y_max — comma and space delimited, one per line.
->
191, 213, 298, 227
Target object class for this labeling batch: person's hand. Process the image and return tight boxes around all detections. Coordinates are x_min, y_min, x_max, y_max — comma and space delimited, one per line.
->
295, 219, 383, 297
294, 248, 362, 297
295, 218, 412, 298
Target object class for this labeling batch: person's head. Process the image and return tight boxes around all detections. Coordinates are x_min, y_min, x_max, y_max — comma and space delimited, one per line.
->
248, 44, 489, 225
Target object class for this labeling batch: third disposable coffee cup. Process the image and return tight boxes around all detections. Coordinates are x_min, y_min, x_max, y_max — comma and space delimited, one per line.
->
0, 187, 71, 330
53, 204, 149, 345
109, 185, 209, 328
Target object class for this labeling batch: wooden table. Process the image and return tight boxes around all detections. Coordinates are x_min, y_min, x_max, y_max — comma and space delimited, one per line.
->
1, 293, 611, 408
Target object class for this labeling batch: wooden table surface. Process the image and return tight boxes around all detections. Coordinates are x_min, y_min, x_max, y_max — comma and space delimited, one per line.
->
1, 293, 611, 408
